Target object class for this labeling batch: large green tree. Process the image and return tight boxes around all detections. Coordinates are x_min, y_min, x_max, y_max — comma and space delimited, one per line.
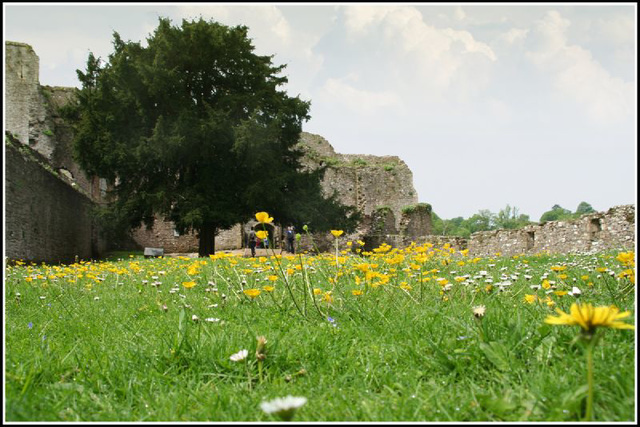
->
71, 17, 356, 256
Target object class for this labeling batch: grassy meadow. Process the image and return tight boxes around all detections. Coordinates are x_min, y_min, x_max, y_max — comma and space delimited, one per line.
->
4, 235, 636, 422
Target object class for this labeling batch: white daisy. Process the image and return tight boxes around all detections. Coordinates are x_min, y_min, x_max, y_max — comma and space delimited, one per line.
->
230, 349, 248, 362
260, 395, 307, 421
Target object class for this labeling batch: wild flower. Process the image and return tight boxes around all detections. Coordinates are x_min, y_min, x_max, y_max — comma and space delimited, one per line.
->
545, 302, 634, 421
243, 289, 261, 298
230, 349, 249, 362
260, 395, 307, 421
255, 212, 274, 224
472, 305, 486, 318
545, 303, 634, 335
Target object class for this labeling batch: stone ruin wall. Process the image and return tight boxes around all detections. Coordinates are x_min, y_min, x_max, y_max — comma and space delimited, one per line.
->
5, 42, 110, 263
5, 41, 103, 201
297, 132, 419, 230
467, 205, 636, 257
5, 135, 108, 264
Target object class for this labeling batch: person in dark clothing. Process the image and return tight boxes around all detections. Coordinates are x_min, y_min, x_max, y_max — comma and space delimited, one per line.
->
286, 225, 295, 254
248, 227, 257, 257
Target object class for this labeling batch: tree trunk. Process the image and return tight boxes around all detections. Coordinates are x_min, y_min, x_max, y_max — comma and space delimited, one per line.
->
198, 222, 216, 257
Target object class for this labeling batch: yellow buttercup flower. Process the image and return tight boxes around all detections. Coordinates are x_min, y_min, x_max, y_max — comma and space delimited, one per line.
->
255, 212, 274, 224
182, 281, 196, 289
243, 289, 261, 298
330, 230, 344, 238
256, 230, 269, 240
616, 251, 635, 267
545, 303, 634, 334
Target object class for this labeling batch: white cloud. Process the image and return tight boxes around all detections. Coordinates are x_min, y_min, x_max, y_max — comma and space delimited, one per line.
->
340, 5, 497, 101
318, 76, 402, 114
453, 6, 466, 21
594, 14, 635, 45
498, 28, 529, 46
526, 10, 635, 125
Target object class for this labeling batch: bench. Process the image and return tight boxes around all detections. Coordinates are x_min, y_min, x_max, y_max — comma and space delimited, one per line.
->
144, 247, 164, 258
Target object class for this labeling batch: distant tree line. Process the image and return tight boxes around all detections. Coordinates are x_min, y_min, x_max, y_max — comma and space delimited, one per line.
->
431, 202, 596, 238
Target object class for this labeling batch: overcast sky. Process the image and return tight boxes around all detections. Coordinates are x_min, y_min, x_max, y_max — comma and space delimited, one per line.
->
4, 3, 637, 221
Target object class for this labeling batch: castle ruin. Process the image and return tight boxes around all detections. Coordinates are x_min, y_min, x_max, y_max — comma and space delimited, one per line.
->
4, 41, 635, 263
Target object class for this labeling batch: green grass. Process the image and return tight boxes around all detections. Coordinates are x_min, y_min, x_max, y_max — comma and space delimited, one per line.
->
4, 247, 636, 422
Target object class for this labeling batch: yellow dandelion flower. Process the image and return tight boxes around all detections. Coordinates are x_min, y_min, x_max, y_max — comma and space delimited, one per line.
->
352, 289, 363, 296
182, 281, 196, 289
524, 294, 538, 304
399, 282, 412, 291
616, 251, 635, 267
243, 289, 261, 298
545, 303, 634, 334
313, 288, 322, 295
262, 285, 275, 292
330, 230, 344, 238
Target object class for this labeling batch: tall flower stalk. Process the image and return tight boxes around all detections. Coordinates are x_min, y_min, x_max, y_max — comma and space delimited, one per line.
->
545, 302, 634, 421
254, 212, 306, 319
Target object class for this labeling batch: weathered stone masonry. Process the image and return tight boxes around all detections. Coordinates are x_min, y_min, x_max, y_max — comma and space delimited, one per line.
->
5, 135, 107, 263
467, 205, 635, 257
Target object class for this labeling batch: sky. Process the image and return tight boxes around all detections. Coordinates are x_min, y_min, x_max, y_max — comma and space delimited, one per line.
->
3, 3, 637, 221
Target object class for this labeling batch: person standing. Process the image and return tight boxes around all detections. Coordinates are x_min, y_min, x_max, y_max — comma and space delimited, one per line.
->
248, 227, 257, 257
286, 225, 295, 254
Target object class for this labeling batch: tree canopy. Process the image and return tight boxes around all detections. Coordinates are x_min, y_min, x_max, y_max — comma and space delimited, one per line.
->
432, 201, 598, 238
70, 17, 357, 256
539, 205, 574, 223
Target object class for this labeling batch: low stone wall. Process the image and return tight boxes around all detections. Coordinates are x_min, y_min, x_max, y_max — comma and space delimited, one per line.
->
5, 138, 107, 264
468, 205, 635, 257
131, 220, 244, 253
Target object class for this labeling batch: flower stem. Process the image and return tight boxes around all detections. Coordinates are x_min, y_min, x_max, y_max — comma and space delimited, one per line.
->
246, 362, 252, 391
584, 342, 594, 421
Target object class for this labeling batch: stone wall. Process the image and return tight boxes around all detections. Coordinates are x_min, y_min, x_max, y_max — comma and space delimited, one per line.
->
5, 136, 107, 264
467, 205, 636, 257
297, 132, 419, 231
131, 220, 244, 253
6, 41, 56, 159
